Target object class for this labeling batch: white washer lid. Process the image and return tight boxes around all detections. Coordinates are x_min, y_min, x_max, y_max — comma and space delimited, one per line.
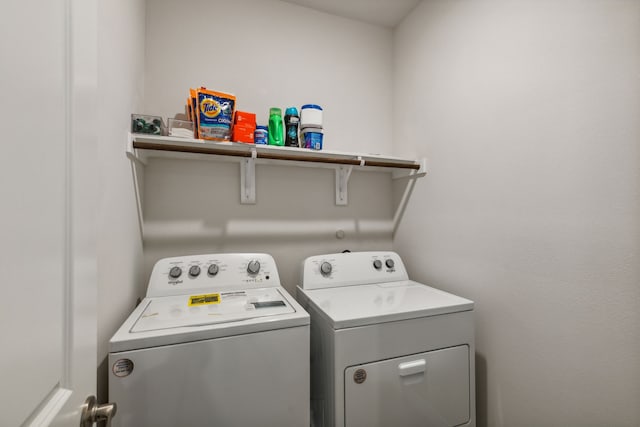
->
110, 287, 309, 353
132, 288, 294, 332
299, 280, 473, 329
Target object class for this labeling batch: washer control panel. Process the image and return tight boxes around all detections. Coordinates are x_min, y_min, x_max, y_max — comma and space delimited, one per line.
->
300, 251, 409, 290
146, 253, 281, 297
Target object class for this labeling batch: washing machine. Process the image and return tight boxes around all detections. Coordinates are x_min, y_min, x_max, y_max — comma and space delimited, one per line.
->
297, 251, 475, 427
109, 253, 309, 427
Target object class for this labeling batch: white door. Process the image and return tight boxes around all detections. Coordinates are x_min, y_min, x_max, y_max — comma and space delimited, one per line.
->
0, 0, 100, 426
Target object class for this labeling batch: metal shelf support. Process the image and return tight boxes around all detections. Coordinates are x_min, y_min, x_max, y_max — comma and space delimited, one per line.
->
240, 148, 257, 204
335, 165, 354, 206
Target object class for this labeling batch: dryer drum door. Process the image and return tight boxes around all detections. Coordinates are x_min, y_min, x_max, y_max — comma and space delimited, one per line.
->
344, 345, 470, 427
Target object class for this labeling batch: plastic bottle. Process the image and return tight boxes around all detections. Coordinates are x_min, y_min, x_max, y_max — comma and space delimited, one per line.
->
268, 108, 284, 146
284, 107, 300, 147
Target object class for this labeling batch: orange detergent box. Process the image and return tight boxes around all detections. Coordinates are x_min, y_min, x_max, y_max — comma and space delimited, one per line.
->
232, 110, 256, 143
232, 125, 255, 143
234, 111, 256, 127
196, 88, 236, 141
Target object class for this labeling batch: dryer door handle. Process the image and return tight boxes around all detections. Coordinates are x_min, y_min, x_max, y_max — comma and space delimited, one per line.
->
398, 359, 426, 376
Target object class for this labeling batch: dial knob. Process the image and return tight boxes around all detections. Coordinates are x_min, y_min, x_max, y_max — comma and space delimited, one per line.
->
169, 266, 182, 279
247, 260, 261, 275
373, 259, 382, 270
207, 264, 219, 276
385, 259, 395, 269
320, 262, 332, 276
189, 265, 201, 277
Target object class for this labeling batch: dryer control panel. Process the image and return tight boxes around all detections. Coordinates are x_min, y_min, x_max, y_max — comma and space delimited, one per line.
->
146, 253, 281, 297
300, 251, 409, 290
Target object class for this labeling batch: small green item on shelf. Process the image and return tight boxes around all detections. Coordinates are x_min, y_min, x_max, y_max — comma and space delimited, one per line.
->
268, 108, 284, 146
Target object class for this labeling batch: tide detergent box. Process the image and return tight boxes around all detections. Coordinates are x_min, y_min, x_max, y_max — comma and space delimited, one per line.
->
196, 88, 236, 141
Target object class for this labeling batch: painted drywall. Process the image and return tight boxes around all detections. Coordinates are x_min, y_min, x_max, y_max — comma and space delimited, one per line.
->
141, 0, 396, 291
142, 159, 397, 296
144, 0, 393, 155
393, 1, 640, 426
96, 0, 146, 402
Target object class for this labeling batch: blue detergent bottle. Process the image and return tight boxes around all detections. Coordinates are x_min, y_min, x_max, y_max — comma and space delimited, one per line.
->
284, 107, 300, 147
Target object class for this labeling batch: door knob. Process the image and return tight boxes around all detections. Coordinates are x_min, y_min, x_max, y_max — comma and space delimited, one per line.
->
80, 395, 117, 427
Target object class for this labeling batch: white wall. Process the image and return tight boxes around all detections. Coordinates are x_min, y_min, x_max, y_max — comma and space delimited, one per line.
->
141, 0, 397, 292
144, 0, 393, 155
393, 1, 640, 426
142, 159, 396, 295
96, 0, 146, 402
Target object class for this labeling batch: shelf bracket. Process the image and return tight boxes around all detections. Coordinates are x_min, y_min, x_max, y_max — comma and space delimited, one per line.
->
335, 165, 353, 206
125, 132, 147, 166
392, 157, 428, 180
240, 148, 257, 204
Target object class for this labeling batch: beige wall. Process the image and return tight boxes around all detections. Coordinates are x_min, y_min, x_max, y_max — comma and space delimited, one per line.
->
393, 1, 640, 425
96, 0, 146, 402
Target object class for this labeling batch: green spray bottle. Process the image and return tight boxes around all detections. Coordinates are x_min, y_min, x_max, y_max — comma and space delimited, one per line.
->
268, 107, 284, 146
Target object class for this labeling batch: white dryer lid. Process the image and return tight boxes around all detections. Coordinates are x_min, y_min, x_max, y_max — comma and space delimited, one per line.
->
299, 280, 473, 329
131, 288, 295, 333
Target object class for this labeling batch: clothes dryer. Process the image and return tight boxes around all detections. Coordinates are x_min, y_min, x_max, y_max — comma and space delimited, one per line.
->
297, 251, 475, 427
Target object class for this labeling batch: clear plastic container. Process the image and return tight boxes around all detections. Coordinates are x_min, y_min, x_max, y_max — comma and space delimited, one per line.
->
131, 114, 165, 135
167, 118, 195, 138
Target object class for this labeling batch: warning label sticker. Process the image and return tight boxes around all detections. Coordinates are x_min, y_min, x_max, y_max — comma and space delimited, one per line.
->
188, 293, 221, 307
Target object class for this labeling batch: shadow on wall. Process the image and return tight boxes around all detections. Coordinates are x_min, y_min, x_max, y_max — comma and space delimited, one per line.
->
138, 159, 403, 239
138, 159, 408, 294
97, 357, 109, 404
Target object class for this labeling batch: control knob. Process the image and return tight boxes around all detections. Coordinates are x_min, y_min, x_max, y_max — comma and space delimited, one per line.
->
247, 260, 261, 275
169, 266, 182, 279
320, 262, 332, 276
385, 259, 395, 269
207, 264, 219, 276
189, 265, 201, 277
373, 259, 382, 270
